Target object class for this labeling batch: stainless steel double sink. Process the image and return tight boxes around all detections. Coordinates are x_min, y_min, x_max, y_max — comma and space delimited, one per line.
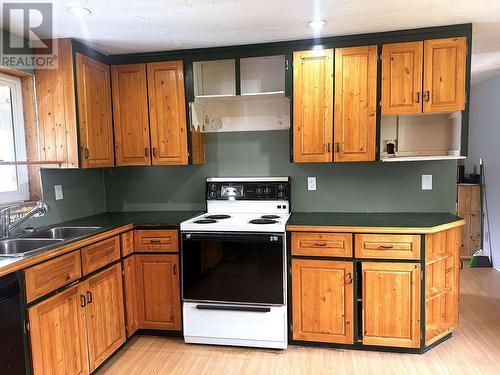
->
0, 226, 103, 258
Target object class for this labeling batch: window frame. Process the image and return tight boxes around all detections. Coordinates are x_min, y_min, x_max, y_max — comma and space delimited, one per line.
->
0, 72, 29, 204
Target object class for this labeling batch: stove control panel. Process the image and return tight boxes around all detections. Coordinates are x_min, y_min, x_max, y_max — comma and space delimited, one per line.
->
206, 179, 290, 200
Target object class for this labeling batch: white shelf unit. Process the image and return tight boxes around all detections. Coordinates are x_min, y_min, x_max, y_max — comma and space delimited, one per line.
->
379, 112, 463, 162
191, 55, 289, 133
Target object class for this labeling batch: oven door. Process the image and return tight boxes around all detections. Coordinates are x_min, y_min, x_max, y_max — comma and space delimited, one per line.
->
181, 232, 285, 305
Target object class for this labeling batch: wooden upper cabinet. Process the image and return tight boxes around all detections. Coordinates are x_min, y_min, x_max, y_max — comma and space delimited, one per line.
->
84, 264, 125, 372
35, 39, 79, 167
334, 45, 377, 162
75, 53, 114, 168
147, 61, 188, 165
381, 42, 423, 115
423, 37, 467, 112
293, 49, 334, 163
362, 262, 421, 348
111, 64, 151, 166
292, 259, 353, 344
28, 284, 89, 375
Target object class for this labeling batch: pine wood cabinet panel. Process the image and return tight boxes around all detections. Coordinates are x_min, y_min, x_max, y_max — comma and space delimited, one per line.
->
147, 61, 188, 165
84, 264, 125, 372
362, 262, 421, 348
75, 53, 114, 168
122, 256, 139, 337
457, 184, 480, 215
334, 45, 377, 162
292, 49, 334, 163
136, 254, 181, 330
28, 284, 89, 375
81, 236, 121, 275
292, 259, 353, 344
457, 184, 480, 257
111, 63, 151, 166
291, 232, 352, 257
381, 42, 423, 115
25, 250, 82, 303
133, 229, 179, 252
35, 39, 78, 167
121, 230, 135, 257
355, 234, 421, 260
423, 37, 467, 112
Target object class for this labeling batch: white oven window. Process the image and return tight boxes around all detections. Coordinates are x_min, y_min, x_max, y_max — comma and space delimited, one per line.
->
0, 73, 29, 204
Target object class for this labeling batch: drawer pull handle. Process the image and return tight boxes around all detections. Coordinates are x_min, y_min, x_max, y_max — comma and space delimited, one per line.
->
314, 242, 327, 247
173, 264, 177, 275
379, 245, 393, 249
150, 239, 161, 243
87, 291, 93, 304
80, 295, 86, 308
345, 272, 353, 285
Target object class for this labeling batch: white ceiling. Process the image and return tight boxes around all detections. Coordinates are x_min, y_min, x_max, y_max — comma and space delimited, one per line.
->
2, 0, 500, 83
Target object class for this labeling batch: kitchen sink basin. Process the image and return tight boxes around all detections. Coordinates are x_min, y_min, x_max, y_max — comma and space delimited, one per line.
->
0, 238, 65, 257
24, 226, 103, 240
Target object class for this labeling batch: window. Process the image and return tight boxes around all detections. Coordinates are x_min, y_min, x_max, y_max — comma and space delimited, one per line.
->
0, 73, 29, 204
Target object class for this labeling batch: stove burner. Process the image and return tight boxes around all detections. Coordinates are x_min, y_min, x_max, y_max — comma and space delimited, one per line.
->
249, 218, 278, 225
205, 214, 231, 220
261, 215, 280, 219
194, 219, 217, 224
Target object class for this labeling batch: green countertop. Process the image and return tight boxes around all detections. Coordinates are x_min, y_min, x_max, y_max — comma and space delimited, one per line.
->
287, 212, 464, 229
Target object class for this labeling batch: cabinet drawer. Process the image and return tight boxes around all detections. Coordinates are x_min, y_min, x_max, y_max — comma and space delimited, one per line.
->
355, 234, 421, 260
291, 232, 352, 257
82, 236, 121, 275
134, 230, 179, 252
121, 230, 134, 256
25, 251, 82, 303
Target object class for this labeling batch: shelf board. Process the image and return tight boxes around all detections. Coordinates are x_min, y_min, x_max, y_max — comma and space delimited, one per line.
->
195, 91, 286, 102
0, 160, 63, 166
426, 253, 451, 266
381, 155, 466, 162
426, 286, 451, 302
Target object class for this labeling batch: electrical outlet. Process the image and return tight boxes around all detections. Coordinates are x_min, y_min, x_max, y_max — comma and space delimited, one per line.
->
54, 185, 64, 200
421, 175, 432, 191
307, 177, 316, 191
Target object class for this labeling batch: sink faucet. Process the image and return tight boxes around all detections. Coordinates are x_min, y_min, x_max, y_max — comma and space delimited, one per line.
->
0, 201, 50, 239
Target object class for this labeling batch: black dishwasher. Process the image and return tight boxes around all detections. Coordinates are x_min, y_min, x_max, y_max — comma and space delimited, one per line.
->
0, 273, 26, 375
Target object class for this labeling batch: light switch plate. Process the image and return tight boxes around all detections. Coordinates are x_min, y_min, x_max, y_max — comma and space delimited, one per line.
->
54, 185, 64, 200
307, 177, 317, 191
421, 175, 432, 190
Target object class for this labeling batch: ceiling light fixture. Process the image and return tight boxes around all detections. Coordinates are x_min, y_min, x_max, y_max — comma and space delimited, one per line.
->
68, 6, 93, 17
307, 19, 326, 30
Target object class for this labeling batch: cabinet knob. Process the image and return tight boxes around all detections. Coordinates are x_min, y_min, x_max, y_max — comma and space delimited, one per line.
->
424, 90, 430, 102
80, 295, 87, 307
145, 148, 149, 157
83, 148, 90, 159
415, 92, 420, 103
152, 147, 157, 157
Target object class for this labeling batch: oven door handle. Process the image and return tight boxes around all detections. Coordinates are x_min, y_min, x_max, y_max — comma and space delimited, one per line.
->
184, 233, 282, 243
195, 304, 271, 313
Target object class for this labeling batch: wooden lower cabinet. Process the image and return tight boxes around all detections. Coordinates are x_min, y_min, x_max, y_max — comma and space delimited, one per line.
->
84, 264, 126, 372
362, 262, 421, 348
291, 259, 353, 344
135, 254, 181, 330
28, 284, 89, 375
28, 264, 125, 375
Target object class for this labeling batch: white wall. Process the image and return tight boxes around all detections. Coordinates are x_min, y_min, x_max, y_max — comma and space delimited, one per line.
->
467, 73, 500, 269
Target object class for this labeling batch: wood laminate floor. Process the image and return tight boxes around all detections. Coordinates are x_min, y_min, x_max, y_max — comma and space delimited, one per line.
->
98, 267, 500, 375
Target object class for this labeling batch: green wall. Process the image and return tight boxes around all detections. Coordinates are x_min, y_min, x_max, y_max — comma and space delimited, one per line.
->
104, 131, 457, 213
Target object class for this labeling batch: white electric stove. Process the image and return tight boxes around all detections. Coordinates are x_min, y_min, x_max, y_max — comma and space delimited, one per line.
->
180, 177, 290, 349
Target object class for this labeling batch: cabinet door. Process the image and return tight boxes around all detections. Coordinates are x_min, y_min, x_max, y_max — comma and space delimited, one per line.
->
334, 45, 377, 162
292, 259, 353, 344
84, 264, 125, 372
423, 37, 467, 112
75, 53, 114, 168
35, 39, 78, 167
28, 284, 89, 375
136, 254, 181, 330
111, 63, 151, 166
381, 42, 423, 115
362, 262, 421, 348
147, 61, 188, 165
292, 49, 334, 163
122, 256, 139, 337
